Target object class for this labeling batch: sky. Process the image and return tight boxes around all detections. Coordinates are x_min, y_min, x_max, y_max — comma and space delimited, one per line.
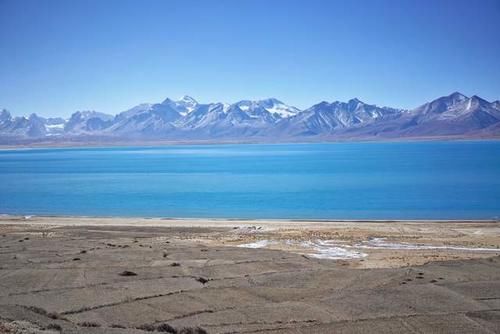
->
0, 0, 499, 118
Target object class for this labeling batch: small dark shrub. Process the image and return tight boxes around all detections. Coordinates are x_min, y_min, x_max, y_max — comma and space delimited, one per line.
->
27, 306, 48, 315
47, 312, 60, 319
119, 270, 137, 276
78, 321, 101, 327
156, 323, 176, 333
137, 324, 156, 331
46, 323, 62, 331
72, 257, 81, 261
80, 250, 87, 254
27, 305, 60, 319
111, 324, 126, 328
170, 262, 181, 267
196, 277, 209, 284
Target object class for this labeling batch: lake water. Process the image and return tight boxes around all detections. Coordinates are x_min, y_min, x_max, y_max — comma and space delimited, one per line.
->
1, 141, 499, 219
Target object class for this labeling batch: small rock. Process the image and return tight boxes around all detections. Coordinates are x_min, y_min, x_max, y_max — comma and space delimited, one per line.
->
196, 277, 209, 284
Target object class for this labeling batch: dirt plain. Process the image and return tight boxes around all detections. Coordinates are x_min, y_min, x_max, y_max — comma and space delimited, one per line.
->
0, 216, 499, 333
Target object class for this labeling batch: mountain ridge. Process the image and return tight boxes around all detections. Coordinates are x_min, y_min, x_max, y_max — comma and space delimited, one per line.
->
1, 92, 499, 144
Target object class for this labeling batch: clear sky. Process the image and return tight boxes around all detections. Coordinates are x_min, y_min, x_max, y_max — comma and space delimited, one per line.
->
1, 0, 499, 118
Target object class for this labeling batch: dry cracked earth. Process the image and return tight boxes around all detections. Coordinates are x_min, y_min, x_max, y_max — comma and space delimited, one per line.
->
0, 224, 500, 333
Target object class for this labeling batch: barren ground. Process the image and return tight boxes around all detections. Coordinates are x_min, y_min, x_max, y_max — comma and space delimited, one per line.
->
0, 216, 499, 333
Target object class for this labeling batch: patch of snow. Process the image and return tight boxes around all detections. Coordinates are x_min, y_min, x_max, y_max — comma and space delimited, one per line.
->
265, 104, 299, 118
466, 98, 472, 110
45, 123, 64, 130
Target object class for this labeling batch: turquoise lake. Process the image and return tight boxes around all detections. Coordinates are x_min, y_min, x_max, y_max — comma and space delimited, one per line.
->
1, 141, 499, 219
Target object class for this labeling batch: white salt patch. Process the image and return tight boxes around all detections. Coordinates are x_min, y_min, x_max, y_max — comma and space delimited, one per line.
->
302, 240, 367, 259
237, 240, 272, 248
357, 238, 499, 252
238, 239, 367, 259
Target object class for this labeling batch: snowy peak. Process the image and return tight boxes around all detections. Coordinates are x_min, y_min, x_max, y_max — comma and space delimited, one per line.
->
449, 91, 468, 102
162, 95, 199, 116
260, 98, 300, 118
412, 92, 469, 116
65, 110, 114, 133
296, 98, 403, 133
347, 98, 363, 108
177, 95, 198, 115
70, 110, 113, 121
234, 98, 300, 119
178, 95, 198, 105
1, 92, 499, 141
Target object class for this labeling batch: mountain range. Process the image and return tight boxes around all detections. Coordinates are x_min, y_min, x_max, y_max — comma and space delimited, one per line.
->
1, 92, 499, 145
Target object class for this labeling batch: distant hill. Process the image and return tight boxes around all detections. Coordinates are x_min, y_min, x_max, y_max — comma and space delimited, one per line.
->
1, 92, 499, 145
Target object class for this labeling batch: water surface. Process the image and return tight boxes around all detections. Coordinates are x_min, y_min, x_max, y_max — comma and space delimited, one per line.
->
1, 141, 499, 219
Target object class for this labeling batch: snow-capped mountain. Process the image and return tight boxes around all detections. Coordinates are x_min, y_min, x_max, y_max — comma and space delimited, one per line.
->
393, 93, 500, 136
0, 112, 47, 138
235, 98, 300, 120
64, 111, 114, 133
109, 102, 181, 137
163, 95, 199, 116
278, 99, 404, 136
1, 92, 499, 144
411, 92, 468, 118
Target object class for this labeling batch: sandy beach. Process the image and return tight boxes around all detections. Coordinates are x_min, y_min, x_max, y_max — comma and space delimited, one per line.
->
1, 215, 499, 333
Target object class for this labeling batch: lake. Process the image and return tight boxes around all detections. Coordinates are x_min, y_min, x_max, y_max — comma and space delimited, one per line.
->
1, 141, 499, 219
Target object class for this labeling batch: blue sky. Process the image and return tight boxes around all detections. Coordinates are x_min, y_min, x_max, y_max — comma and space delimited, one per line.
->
1, 0, 499, 118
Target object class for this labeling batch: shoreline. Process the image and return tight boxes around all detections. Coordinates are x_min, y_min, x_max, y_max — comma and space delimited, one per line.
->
1, 136, 499, 150
2, 214, 499, 227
